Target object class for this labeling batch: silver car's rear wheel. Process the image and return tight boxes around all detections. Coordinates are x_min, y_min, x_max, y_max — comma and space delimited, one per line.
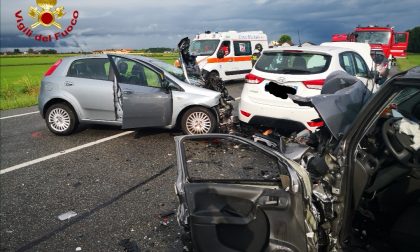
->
45, 103, 78, 135
181, 107, 216, 135
49, 108, 71, 132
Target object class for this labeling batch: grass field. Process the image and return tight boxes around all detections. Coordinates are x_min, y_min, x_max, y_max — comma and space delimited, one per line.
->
396, 53, 420, 71
0, 53, 178, 110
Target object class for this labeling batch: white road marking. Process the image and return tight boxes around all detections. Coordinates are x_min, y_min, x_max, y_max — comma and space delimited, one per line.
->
235, 97, 241, 101
0, 131, 134, 175
0, 111, 39, 120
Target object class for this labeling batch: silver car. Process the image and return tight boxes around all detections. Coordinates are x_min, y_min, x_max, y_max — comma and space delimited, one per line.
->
38, 54, 222, 135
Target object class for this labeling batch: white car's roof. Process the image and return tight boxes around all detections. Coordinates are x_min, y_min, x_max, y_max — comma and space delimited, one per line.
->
320, 42, 374, 68
264, 45, 354, 54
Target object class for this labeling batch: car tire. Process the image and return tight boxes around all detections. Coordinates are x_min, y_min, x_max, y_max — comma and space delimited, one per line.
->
209, 71, 219, 79
45, 103, 78, 135
181, 107, 216, 135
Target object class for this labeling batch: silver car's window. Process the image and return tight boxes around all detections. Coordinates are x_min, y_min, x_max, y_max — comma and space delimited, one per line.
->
112, 56, 162, 88
67, 58, 111, 81
146, 58, 186, 82
255, 51, 331, 74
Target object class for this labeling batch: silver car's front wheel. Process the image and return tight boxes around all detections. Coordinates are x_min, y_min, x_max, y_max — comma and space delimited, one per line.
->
45, 103, 78, 135
181, 107, 216, 135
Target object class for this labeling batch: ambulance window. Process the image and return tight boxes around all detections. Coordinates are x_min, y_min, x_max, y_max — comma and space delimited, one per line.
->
219, 41, 231, 56
234, 41, 252, 56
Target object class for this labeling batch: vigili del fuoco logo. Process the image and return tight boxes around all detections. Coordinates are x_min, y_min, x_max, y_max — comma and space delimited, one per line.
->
15, 0, 79, 42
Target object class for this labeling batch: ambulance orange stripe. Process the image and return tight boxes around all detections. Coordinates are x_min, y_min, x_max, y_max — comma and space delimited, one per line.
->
207, 56, 252, 63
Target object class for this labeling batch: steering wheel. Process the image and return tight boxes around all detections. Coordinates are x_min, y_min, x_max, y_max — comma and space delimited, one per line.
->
382, 118, 419, 168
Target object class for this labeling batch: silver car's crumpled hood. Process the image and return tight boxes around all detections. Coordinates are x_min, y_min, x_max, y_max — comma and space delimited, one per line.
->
311, 79, 373, 139
172, 78, 221, 108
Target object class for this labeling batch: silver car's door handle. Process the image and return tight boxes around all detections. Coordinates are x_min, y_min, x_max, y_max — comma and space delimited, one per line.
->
65, 81, 74, 86
123, 90, 133, 95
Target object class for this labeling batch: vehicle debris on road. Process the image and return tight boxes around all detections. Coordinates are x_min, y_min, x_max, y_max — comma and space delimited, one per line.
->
57, 211, 77, 221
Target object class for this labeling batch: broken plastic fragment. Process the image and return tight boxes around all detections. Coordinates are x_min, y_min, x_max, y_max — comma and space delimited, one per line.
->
161, 217, 170, 226
58, 211, 77, 221
75, 247, 82, 251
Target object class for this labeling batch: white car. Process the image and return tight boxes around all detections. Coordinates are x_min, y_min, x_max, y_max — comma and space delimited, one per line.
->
238, 46, 373, 132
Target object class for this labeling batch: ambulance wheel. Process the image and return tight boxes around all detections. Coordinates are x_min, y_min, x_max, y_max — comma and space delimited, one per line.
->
209, 71, 219, 79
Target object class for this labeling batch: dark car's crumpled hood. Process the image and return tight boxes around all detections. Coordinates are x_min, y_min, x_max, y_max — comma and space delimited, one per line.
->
311, 79, 373, 139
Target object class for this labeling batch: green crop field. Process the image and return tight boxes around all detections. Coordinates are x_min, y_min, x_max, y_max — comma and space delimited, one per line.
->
396, 53, 420, 71
0, 53, 178, 110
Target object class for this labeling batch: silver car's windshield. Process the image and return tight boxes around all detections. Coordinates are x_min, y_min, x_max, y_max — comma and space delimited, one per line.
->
190, 40, 220, 56
355, 31, 391, 44
146, 58, 186, 82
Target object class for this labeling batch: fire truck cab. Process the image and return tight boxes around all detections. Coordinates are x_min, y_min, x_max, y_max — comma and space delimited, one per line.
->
190, 31, 268, 81
332, 25, 409, 61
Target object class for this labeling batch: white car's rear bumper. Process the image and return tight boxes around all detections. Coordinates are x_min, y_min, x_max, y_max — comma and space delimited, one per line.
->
238, 95, 319, 131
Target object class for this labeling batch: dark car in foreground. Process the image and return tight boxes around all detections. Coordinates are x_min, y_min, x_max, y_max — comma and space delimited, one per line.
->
175, 68, 420, 251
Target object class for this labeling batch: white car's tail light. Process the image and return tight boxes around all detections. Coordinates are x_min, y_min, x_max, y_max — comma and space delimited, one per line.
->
307, 120, 325, 128
44, 59, 62, 76
245, 73, 265, 84
240, 110, 251, 117
302, 79, 325, 90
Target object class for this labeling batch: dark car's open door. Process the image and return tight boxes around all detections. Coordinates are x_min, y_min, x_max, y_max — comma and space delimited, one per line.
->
175, 134, 312, 252
108, 55, 172, 129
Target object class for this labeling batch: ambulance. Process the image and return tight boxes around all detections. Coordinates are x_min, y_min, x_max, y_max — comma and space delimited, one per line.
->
190, 31, 268, 81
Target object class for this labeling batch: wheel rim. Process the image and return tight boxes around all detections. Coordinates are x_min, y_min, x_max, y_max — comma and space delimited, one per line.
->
186, 112, 212, 134
48, 108, 71, 132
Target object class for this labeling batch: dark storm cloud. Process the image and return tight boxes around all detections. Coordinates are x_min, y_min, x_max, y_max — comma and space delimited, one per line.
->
0, 33, 56, 48
1, 0, 419, 51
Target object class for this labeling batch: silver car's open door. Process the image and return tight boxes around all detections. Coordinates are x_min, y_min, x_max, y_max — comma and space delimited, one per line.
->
175, 134, 313, 252
108, 55, 172, 129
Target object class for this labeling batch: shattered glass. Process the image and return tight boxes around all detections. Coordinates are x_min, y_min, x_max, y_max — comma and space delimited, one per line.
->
182, 138, 289, 182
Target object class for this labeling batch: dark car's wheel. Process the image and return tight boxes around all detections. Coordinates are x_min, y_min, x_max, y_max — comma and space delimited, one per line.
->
181, 107, 216, 135
45, 103, 78, 135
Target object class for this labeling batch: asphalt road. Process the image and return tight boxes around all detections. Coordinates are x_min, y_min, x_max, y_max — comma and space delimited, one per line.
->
0, 82, 244, 252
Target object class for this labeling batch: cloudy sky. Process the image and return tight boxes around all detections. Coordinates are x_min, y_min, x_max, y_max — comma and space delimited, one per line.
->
1, 0, 419, 52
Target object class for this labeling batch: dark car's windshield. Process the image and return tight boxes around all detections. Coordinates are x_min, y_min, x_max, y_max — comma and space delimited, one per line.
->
255, 51, 332, 75
355, 31, 391, 44
190, 40, 220, 56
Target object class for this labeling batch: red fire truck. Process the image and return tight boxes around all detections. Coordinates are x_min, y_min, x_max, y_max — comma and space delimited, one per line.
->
332, 25, 409, 61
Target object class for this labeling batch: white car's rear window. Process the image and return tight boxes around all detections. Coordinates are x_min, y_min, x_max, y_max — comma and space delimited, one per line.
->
255, 51, 332, 75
